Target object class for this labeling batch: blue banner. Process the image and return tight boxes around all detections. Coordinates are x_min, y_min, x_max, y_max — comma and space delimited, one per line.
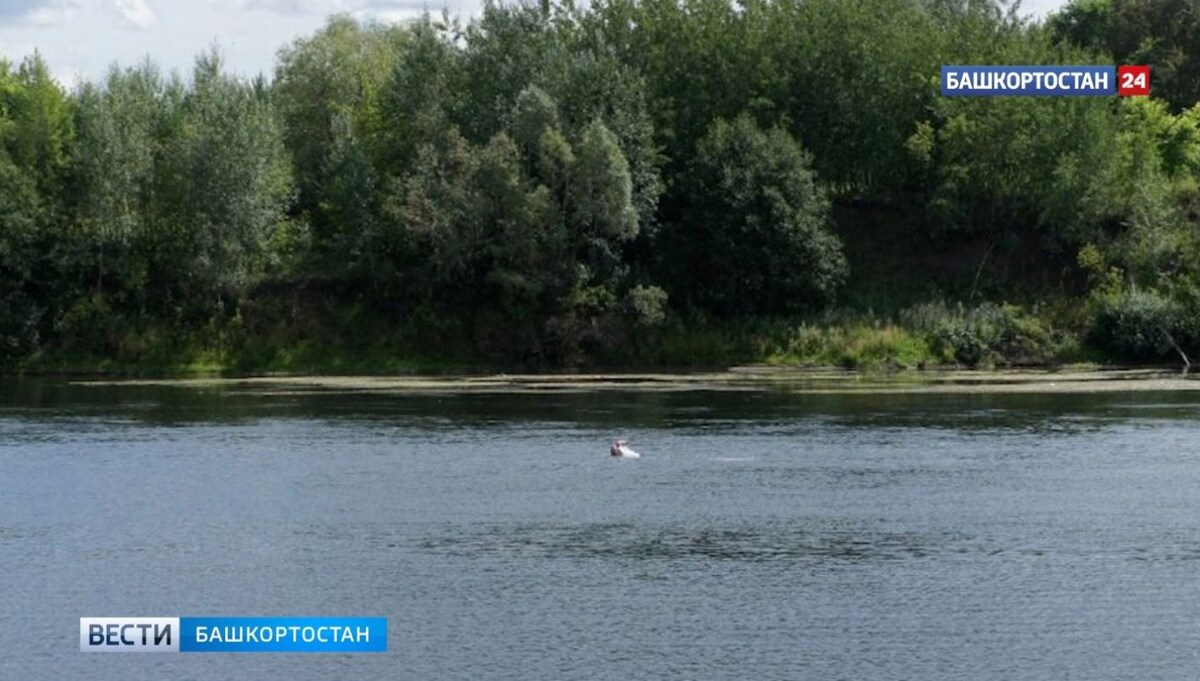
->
941, 65, 1115, 97
179, 617, 387, 653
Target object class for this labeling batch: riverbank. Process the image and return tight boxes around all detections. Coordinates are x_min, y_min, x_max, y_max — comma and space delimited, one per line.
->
72, 367, 1200, 395
8, 297, 1194, 380
3, 303, 1104, 378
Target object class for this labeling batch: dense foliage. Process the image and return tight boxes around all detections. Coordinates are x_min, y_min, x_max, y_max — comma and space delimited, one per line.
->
4, 0, 1200, 371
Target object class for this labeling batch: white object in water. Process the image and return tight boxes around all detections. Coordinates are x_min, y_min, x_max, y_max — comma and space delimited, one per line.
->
610, 440, 641, 459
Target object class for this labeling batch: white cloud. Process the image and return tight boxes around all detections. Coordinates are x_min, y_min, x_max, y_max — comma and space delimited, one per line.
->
28, 6, 78, 26
242, 0, 334, 13
361, 8, 414, 22
115, 0, 156, 28
51, 66, 84, 89
243, 0, 434, 15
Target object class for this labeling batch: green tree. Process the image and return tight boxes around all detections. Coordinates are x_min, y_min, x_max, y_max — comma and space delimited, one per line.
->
274, 16, 406, 260
379, 18, 465, 176
671, 114, 846, 315
0, 55, 73, 357
1052, 0, 1200, 112
462, 3, 662, 229
572, 121, 638, 242
0, 146, 42, 356
72, 61, 166, 299
161, 51, 293, 297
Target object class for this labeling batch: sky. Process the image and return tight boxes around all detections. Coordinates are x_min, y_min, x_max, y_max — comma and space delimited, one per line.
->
0, 0, 1071, 88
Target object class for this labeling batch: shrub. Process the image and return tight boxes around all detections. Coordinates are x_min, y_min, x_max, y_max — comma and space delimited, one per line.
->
905, 302, 1054, 367
1087, 286, 1182, 361
626, 285, 668, 327
674, 114, 847, 315
769, 322, 932, 369
55, 295, 118, 356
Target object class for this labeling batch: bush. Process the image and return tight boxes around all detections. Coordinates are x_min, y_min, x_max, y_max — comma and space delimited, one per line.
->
55, 295, 118, 357
626, 285, 668, 327
769, 322, 932, 369
929, 317, 990, 366
904, 302, 1054, 367
672, 114, 847, 315
1087, 286, 1182, 361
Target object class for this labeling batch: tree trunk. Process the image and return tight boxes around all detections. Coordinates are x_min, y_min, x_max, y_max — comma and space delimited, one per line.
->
1162, 329, 1192, 376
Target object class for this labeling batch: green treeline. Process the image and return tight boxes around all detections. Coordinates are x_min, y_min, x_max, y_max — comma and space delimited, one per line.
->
4, 0, 1200, 372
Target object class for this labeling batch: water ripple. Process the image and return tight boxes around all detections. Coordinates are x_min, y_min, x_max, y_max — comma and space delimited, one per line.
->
420, 522, 958, 564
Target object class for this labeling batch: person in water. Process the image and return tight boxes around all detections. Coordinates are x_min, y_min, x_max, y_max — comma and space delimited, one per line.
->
611, 440, 640, 457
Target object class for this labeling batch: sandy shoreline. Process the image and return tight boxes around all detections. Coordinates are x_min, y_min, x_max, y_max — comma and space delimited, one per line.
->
71, 367, 1200, 395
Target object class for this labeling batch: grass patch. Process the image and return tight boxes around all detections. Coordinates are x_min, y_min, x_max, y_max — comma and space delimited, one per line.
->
765, 323, 933, 369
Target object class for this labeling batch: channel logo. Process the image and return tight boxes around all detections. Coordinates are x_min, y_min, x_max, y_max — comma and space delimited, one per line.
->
941, 65, 1150, 97
80, 618, 178, 653
80, 617, 387, 653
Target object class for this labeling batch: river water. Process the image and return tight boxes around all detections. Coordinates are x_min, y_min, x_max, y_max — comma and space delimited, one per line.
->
3, 380, 1200, 679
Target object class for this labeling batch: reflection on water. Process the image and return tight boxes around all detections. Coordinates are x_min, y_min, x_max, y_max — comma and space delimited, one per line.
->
3, 379, 1200, 681
9, 377, 1200, 428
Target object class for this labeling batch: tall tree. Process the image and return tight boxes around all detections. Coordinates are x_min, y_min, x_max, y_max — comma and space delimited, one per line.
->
0, 55, 73, 356
274, 15, 407, 262
72, 61, 166, 298
1052, 0, 1200, 112
160, 50, 292, 297
671, 114, 846, 315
